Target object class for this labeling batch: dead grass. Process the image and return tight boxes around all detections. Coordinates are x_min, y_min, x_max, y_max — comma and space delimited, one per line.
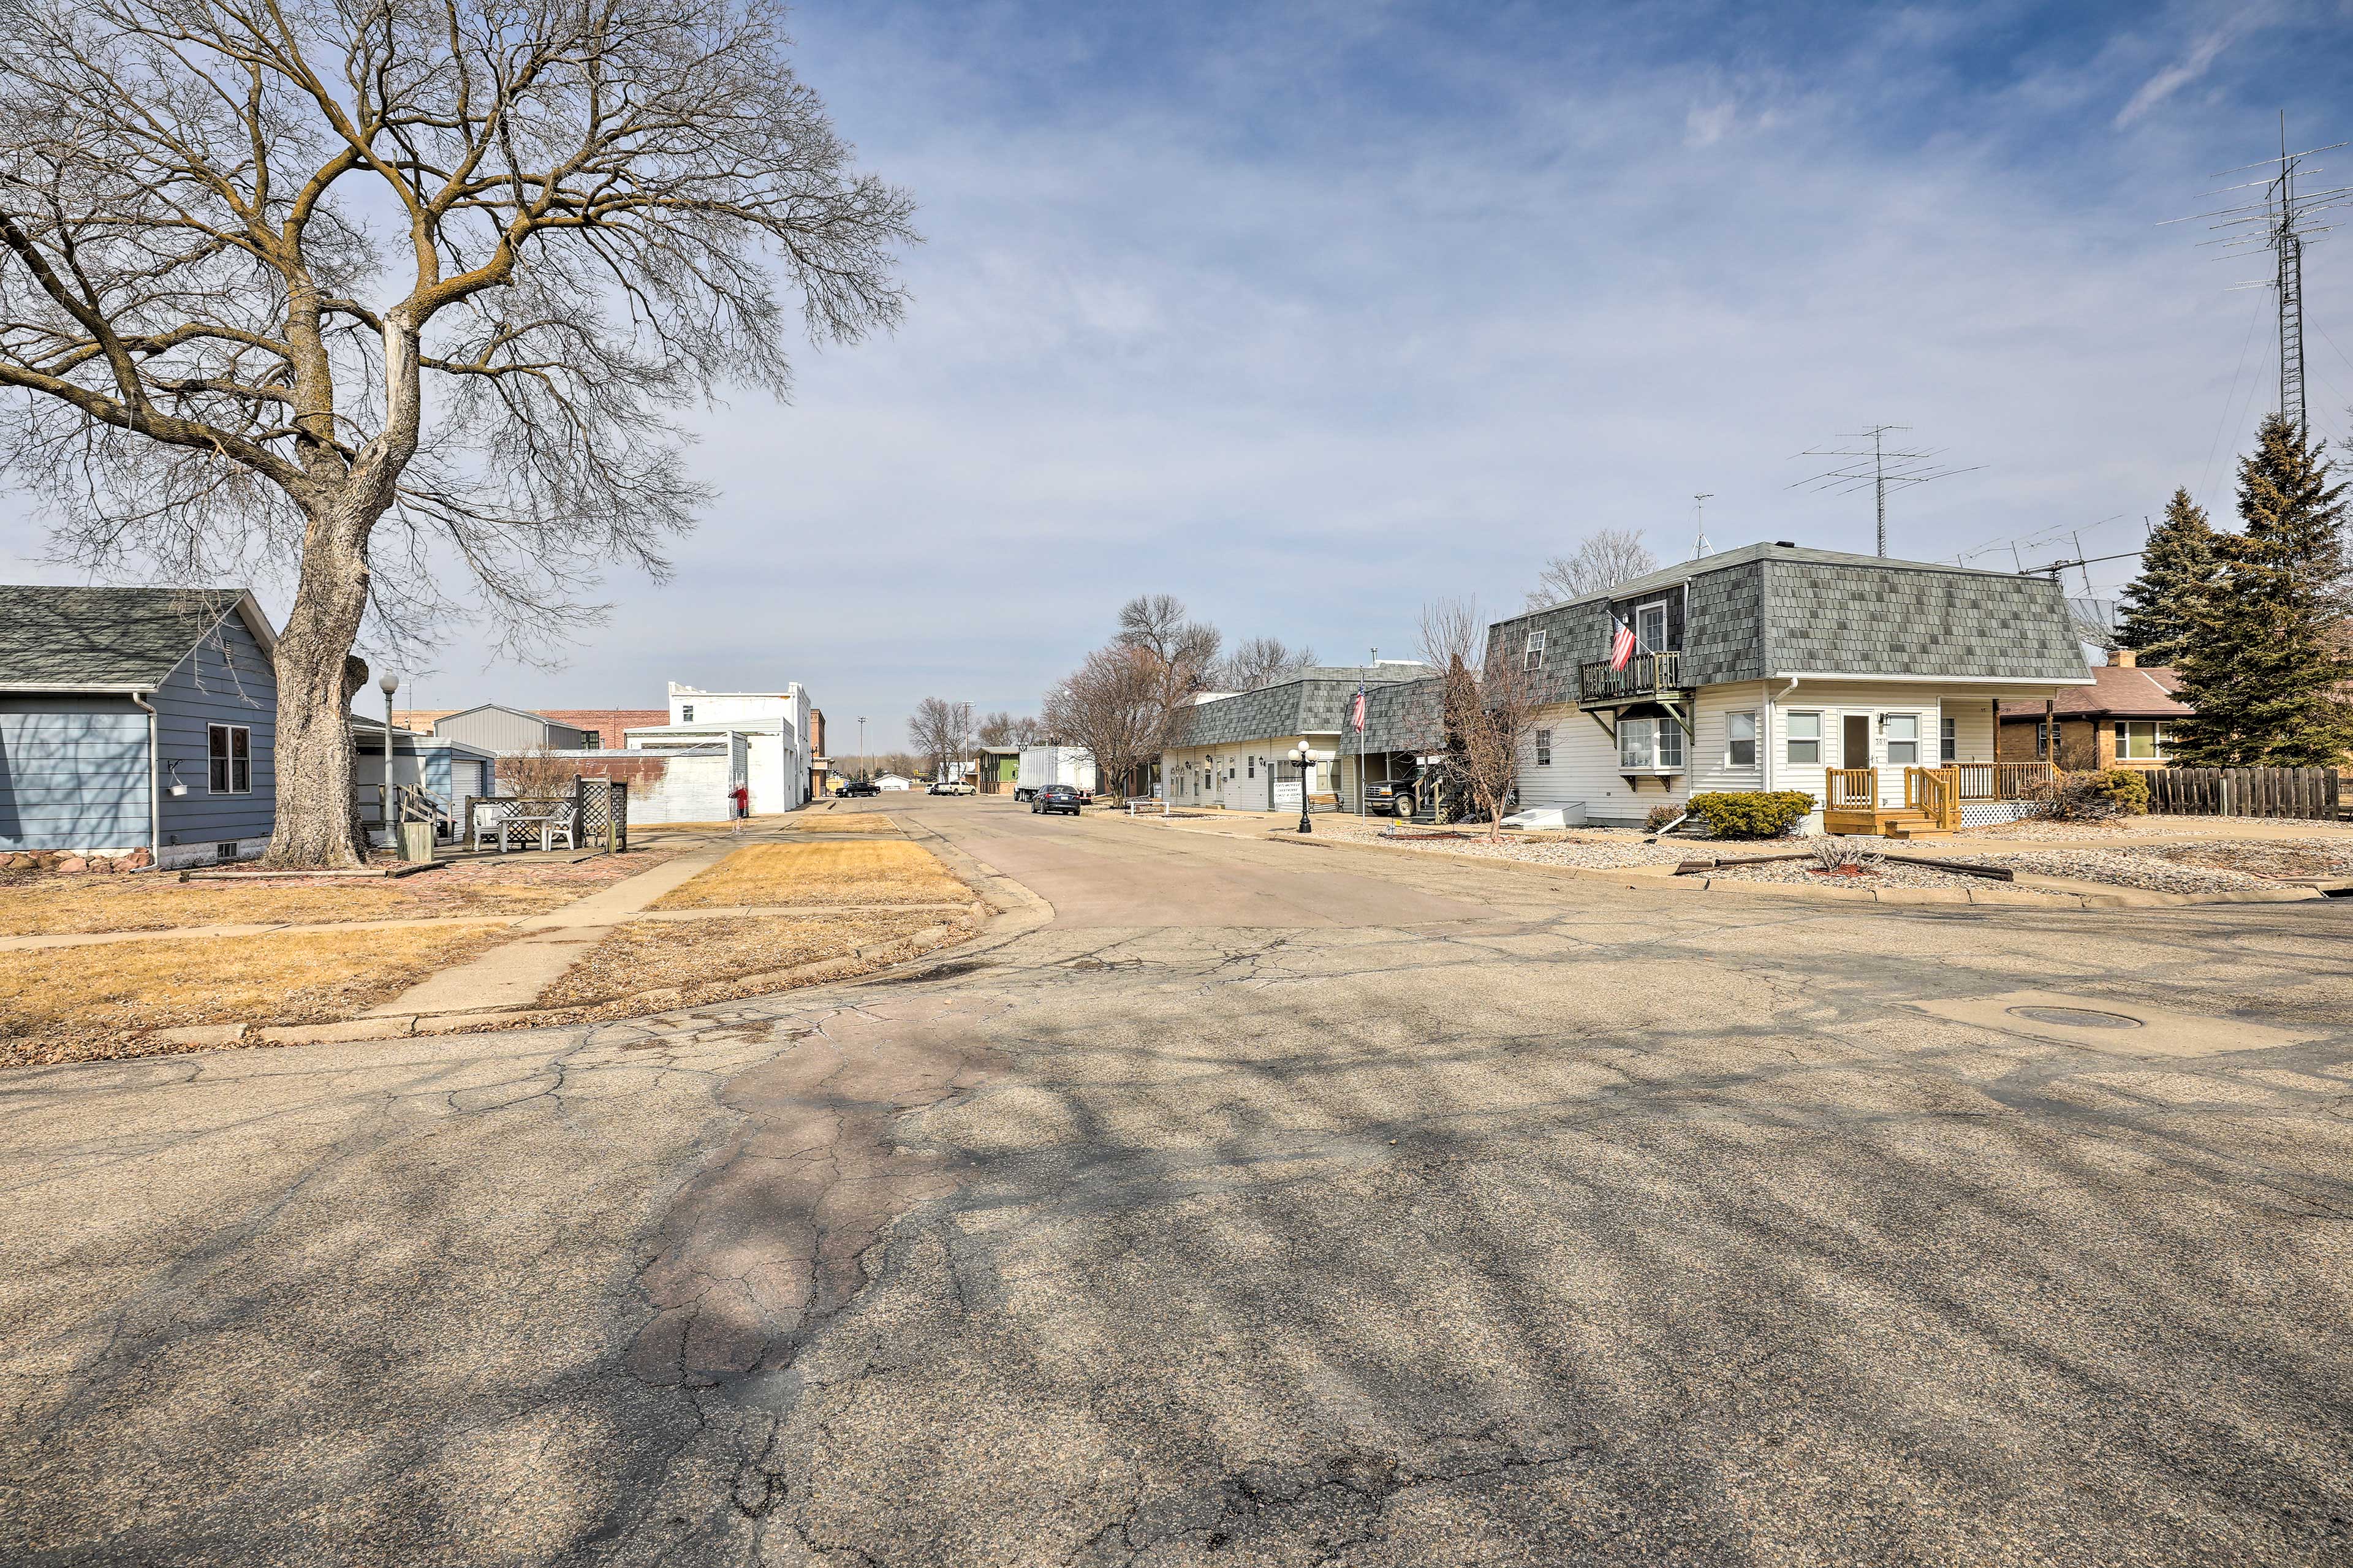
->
805, 811, 900, 833
548, 911, 950, 1007
0, 851, 659, 936
652, 841, 971, 909
0, 923, 511, 1066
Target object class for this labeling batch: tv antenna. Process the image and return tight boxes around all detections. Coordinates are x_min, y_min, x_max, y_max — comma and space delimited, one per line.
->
2161, 113, 2349, 444
1787, 425, 1982, 556
1692, 493, 1714, 559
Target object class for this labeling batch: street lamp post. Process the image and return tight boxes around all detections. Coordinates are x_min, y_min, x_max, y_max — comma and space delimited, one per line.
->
378, 673, 400, 833
1292, 741, 1313, 835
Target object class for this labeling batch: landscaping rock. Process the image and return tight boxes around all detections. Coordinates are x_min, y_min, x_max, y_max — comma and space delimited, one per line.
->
122, 849, 153, 870
56, 857, 87, 875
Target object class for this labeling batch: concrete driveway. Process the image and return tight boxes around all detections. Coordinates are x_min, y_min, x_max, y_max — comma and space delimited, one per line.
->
4, 794, 2349, 1565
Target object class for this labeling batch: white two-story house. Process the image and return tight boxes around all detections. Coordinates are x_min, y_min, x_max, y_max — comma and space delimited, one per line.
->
1485, 543, 2094, 835
622, 681, 816, 814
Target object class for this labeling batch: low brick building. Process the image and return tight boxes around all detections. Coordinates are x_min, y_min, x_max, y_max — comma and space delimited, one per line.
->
1997, 652, 2188, 770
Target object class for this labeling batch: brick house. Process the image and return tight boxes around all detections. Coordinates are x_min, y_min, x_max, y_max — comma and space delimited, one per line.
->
1996, 651, 2188, 771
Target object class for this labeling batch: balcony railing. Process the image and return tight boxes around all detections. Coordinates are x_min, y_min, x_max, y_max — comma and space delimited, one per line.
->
1577, 650, 1684, 705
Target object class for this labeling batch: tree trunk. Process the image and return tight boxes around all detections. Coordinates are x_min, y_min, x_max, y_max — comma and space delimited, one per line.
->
262, 506, 377, 868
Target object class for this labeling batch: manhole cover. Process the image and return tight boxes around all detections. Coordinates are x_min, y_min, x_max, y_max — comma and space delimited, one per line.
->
2006, 1005, 2143, 1030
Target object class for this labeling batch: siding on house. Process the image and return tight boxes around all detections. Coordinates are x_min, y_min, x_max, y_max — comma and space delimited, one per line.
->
155, 608, 277, 852
0, 696, 149, 852
1519, 683, 2015, 827
433, 705, 593, 752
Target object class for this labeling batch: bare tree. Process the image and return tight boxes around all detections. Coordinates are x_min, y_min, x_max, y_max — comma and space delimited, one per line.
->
1526, 529, 1659, 610
1116, 594, 1221, 692
1044, 645, 1164, 802
496, 743, 578, 800
1009, 714, 1048, 746
907, 697, 974, 781
977, 710, 1016, 747
1417, 597, 1539, 841
1213, 635, 1319, 692
0, 0, 914, 865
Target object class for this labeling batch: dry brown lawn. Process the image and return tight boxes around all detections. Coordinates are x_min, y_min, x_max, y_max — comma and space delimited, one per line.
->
0, 923, 510, 1066
0, 852, 660, 937
806, 811, 900, 833
652, 841, 971, 910
548, 911, 950, 1007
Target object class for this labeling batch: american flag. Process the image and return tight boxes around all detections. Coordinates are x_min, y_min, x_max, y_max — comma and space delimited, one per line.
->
1608, 616, 1637, 672
1349, 686, 1366, 732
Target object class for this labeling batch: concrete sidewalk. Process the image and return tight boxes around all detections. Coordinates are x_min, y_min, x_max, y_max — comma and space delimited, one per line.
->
368, 844, 740, 1018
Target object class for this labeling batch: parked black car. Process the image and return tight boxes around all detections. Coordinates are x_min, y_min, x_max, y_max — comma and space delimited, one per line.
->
1031, 784, 1085, 816
839, 778, 879, 797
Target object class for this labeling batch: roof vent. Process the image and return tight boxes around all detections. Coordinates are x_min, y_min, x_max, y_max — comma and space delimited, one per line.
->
1774, 540, 1797, 548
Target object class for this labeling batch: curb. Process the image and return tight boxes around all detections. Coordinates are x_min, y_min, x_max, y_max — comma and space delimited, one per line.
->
1257, 830, 2331, 910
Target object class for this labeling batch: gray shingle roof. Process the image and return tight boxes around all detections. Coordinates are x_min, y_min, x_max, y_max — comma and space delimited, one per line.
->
1171, 665, 1431, 749
0, 585, 257, 689
1485, 543, 2088, 691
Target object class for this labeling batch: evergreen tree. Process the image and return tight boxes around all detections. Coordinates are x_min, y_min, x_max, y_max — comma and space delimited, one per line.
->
2113, 488, 2217, 667
2170, 415, 2353, 767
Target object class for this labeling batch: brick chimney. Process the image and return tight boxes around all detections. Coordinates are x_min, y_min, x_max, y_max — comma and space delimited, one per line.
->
2113, 648, 2137, 668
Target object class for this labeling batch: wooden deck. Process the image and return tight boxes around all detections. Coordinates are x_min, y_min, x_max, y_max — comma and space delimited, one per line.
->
1822, 763, 2056, 839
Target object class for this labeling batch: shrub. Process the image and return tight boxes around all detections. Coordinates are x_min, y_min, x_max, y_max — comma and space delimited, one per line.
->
1645, 803, 1684, 832
2094, 768, 2150, 815
2027, 770, 2145, 821
1682, 790, 1816, 839
1811, 839, 1878, 872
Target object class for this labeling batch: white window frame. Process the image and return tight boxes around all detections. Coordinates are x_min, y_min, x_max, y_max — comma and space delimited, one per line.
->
1883, 712, 1921, 765
1616, 715, 1684, 771
2115, 720, 2168, 761
1786, 711, 1822, 765
1534, 728, 1552, 767
207, 722, 252, 795
1726, 711, 1757, 768
1524, 629, 1547, 670
1635, 600, 1668, 653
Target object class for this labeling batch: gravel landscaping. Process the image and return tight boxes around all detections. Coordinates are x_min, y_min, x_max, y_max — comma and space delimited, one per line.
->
1701, 856, 2031, 893
1311, 815, 1694, 869
1950, 847, 2283, 894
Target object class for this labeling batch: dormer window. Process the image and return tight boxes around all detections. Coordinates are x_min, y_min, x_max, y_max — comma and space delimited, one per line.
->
1523, 629, 1547, 670
1635, 601, 1668, 653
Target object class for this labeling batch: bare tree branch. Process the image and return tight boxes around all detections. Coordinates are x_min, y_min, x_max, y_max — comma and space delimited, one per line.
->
0, 0, 915, 864
1526, 528, 1658, 610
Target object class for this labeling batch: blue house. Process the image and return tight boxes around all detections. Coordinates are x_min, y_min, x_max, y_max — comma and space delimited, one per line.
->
0, 585, 282, 868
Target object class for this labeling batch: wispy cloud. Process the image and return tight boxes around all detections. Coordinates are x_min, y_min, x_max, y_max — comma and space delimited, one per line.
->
2114, 27, 2237, 127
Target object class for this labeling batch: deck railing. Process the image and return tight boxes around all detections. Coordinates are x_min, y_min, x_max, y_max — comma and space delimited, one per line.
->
1577, 650, 1684, 704
1951, 761, 2058, 801
1903, 767, 1961, 830
1824, 767, 1876, 811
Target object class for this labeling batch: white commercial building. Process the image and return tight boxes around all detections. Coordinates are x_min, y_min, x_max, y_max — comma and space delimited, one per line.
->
621, 680, 816, 816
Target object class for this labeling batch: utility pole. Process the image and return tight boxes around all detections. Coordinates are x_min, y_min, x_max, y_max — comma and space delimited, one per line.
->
857, 716, 866, 782
1789, 426, 1981, 556
2167, 115, 2347, 443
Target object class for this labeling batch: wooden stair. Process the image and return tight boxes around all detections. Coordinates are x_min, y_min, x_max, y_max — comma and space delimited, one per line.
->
1879, 810, 1952, 841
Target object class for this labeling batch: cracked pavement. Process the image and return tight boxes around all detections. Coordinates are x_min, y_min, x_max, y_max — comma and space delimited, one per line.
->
3, 795, 2351, 1564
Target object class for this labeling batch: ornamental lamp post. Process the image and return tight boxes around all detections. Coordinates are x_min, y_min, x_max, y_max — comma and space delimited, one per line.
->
378, 673, 400, 827
1292, 741, 1314, 835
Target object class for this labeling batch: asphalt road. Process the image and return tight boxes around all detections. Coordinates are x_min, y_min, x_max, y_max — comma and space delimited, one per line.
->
4, 795, 2351, 1566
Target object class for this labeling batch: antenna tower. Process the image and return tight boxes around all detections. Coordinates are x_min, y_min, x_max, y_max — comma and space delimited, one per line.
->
1787, 426, 1982, 556
2164, 115, 2351, 443
1692, 493, 1714, 559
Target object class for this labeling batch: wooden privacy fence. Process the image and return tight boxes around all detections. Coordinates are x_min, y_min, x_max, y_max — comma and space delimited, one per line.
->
2146, 767, 2341, 820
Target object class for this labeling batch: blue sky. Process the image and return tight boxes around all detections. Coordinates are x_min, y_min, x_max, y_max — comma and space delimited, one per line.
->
9, 0, 2353, 748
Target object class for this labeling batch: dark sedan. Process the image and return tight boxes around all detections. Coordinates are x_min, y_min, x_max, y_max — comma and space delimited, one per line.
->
1031, 784, 1085, 816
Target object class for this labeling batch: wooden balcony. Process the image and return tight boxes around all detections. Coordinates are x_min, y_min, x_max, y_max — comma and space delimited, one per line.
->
1577, 650, 1686, 706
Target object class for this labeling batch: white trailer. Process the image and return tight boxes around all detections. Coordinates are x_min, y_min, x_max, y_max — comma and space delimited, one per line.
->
1015, 745, 1097, 801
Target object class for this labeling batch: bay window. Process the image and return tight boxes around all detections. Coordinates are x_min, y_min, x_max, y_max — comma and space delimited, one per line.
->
1618, 715, 1683, 770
